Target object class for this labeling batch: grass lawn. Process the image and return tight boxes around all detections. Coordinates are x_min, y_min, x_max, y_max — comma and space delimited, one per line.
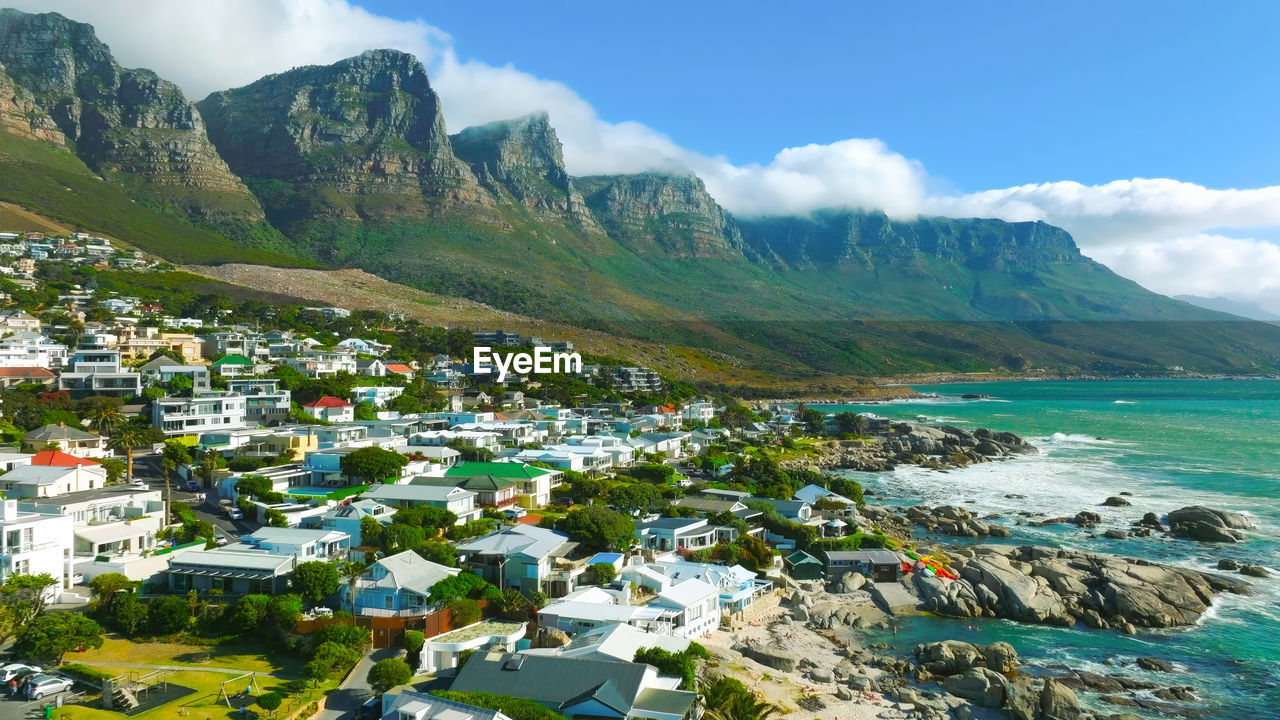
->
51, 637, 339, 719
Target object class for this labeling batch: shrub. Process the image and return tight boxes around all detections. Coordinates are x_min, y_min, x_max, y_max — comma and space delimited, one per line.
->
446, 598, 481, 626
313, 622, 371, 651
591, 563, 616, 586
367, 657, 412, 693
61, 663, 112, 683
257, 691, 283, 711
433, 691, 569, 720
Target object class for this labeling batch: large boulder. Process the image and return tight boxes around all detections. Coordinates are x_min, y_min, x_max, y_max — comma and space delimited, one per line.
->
1168, 506, 1252, 542
741, 645, 800, 673
529, 627, 570, 649
838, 572, 866, 593
983, 641, 1019, 674
943, 667, 1007, 708
1039, 678, 1084, 719
913, 573, 982, 618
961, 552, 1073, 625
1073, 511, 1102, 527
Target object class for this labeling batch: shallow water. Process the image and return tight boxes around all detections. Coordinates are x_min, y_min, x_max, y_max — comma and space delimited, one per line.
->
814, 379, 1280, 718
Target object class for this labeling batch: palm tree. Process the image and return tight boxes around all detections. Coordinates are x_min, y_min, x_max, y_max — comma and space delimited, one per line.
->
339, 559, 367, 613
86, 401, 123, 436
161, 440, 192, 523
108, 419, 153, 482
701, 677, 779, 720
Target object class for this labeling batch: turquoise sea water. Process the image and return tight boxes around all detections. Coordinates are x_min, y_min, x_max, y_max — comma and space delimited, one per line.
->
814, 379, 1279, 719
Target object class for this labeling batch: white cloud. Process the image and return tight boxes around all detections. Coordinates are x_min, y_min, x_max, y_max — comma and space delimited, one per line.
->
1087, 235, 1280, 314
9, 1, 1280, 309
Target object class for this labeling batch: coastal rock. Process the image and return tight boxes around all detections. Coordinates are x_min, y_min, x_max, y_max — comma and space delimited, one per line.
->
1135, 657, 1173, 672
943, 668, 1006, 708
1039, 678, 1084, 720
1103, 529, 1130, 540
913, 572, 983, 618
982, 641, 1019, 674
1136, 512, 1164, 529
1216, 559, 1239, 571
1073, 511, 1103, 527
838, 572, 866, 593
1167, 506, 1252, 543
960, 551, 1073, 625
740, 645, 800, 673
1239, 564, 1270, 578
1102, 496, 1131, 507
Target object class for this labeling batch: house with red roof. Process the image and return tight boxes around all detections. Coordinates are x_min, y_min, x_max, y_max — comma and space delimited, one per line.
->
303, 396, 355, 423
30, 449, 101, 467
0, 366, 55, 389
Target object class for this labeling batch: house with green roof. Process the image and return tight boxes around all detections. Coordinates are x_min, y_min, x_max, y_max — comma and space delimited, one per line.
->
784, 550, 825, 580
445, 460, 561, 508
211, 353, 257, 377
413, 474, 518, 509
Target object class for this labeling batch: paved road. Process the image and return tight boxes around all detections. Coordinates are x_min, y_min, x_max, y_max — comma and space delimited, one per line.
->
127, 457, 258, 540
314, 648, 397, 720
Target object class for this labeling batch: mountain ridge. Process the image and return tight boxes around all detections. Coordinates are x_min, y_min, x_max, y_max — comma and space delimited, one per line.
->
0, 10, 1277, 377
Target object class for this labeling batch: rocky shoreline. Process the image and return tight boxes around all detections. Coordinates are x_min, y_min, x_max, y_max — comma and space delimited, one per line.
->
704, 536, 1256, 720
781, 421, 1038, 474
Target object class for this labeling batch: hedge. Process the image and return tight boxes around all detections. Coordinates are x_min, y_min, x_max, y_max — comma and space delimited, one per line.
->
433, 691, 569, 720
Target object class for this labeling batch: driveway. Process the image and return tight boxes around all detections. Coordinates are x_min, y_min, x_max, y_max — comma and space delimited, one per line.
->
314, 648, 398, 720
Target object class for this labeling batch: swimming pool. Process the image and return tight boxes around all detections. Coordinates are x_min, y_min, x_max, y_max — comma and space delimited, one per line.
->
285, 487, 332, 497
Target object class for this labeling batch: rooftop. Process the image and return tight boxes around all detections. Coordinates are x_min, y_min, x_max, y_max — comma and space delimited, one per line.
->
444, 461, 556, 480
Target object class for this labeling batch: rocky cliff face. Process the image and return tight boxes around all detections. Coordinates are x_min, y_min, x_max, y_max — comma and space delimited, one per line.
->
451, 112, 595, 226
198, 49, 485, 218
575, 173, 743, 258
0, 9, 264, 222
738, 210, 1082, 271
0, 62, 65, 144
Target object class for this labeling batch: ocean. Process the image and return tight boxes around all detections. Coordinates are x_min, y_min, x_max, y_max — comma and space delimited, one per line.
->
813, 379, 1280, 719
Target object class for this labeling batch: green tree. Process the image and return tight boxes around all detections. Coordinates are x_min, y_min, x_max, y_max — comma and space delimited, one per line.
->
427, 573, 488, 605
226, 594, 271, 635
353, 400, 379, 421
559, 506, 635, 550
15, 612, 105, 663
304, 641, 361, 685
367, 657, 412, 694
85, 399, 123, 436
339, 559, 368, 613
413, 539, 458, 567
268, 594, 305, 630
592, 563, 617, 586
108, 418, 162, 482
104, 593, 149, 637
0, 573, 58, 637
257, 691, 283, 712
445, 598, 481, 626
292, 561, 341, 606
340, 446, 409, 484
359, 516, 385, 549
265, 508, 288, 527
87, 572, 133, 609
702, 675, 779, 720
147, 596, 190, 635
161, 439, 193, 522
313, 622, 371, 651
833, 411, 867, 436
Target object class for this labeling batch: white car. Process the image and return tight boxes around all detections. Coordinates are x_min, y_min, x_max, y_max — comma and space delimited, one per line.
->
25, 673, 73, 700
0, 663, 40, 682
227, 508, 244, 520
502, 507, 527, 520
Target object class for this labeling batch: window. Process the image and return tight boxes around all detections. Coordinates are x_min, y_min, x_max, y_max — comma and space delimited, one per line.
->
385, 595, 394, 609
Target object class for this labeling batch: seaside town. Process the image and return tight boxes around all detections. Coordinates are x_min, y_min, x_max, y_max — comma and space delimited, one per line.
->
0, 227, 1264, 720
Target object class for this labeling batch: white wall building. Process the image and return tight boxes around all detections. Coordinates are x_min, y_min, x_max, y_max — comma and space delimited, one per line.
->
152, 392, 249, 436
0, 500, 72, 598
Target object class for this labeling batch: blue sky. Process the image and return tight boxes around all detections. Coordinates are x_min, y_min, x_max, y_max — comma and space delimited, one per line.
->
367, 0, 1279, 193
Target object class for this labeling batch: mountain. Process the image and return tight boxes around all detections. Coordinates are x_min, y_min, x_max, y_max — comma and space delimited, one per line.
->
0, 9, 270, 232
1176, 295, 1280, 322
0, 18, 1277, 379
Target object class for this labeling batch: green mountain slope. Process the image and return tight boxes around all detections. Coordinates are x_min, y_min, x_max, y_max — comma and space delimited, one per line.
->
0, 20, 1277, 378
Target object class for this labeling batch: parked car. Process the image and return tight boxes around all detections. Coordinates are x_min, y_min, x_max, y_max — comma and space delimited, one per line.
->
553, 496, 573, 507
214, 532, 228, 547
185, 481, 201, 492
227, 508, 244, 521
356, 696, 381, 719
0, 664, 40, 683
70, 572, 85, 585
24, 673, 73, 700
502, 507, 527, 520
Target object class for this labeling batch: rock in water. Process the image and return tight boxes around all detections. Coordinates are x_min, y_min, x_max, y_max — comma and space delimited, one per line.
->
1102, 496, 1132, 507
1039, 677, 1084, 719
1136, 657, 1173, 672
1167, 506, 1252, 542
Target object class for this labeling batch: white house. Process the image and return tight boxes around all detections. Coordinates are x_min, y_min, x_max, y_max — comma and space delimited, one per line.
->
302, 396, 355, 423
0, 332, 67, 369
240, 527, 351, 561
359, 483, 483, 524
0, 463, 109, 498
352, 385, 404, 408
57, 350, 142, 398
648, 578, 721, 638
151, 392, 249, 436
0, 500, 72, 598
285, 349, 358, 378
